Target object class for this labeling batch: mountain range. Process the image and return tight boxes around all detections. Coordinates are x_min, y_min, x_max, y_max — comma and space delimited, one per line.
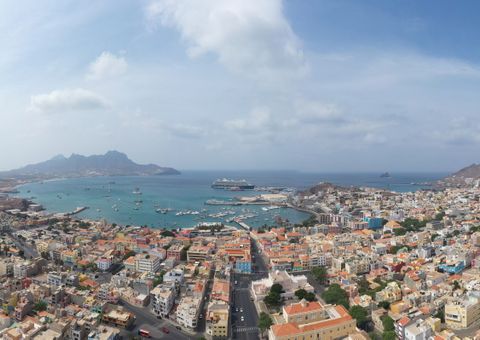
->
0, 151, 180, 179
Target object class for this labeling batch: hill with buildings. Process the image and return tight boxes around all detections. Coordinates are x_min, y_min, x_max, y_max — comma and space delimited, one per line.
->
438, 163, 480, 187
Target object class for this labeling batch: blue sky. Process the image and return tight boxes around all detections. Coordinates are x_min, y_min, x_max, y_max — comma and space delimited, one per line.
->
1, 0, 480, 172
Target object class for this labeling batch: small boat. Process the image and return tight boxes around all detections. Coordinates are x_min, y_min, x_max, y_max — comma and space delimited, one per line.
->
380, 172, 391, 178
132, 187, 142, 195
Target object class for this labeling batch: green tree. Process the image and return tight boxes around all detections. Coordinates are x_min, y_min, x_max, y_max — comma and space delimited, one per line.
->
382, 331, 396, 340
304, 292, 317, 302
435, 309, 445, 323
453, 280, 461, 290
264, 291, 282, 306
377, 301, 390, 310
349, 305, 369, 330
123, 250, 136, 260
311, 266, 328, 284
381, 315, 394, 332
180, 245, 190, 261
161, 230, 176, 237
294, 289, 307, 300
34, 300, 47, 312
258, 312, 273, 337
270, 283, 284, 294
321, 284, 349, 309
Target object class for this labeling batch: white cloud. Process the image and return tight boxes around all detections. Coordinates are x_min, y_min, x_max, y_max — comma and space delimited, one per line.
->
146, 0, 306, 79
225, 107, 273, 133
29, 88, 107, 113
87, 52, 127, 80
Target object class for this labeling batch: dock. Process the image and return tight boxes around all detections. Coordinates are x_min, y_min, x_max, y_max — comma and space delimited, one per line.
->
66, 206, 89, 216
234, 220, 251, 231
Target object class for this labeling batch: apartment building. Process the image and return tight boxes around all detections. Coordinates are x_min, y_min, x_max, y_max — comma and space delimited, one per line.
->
176, 296, 202, 330
206, 301, 229, 339
135, 254, 161, 273
444, 292, 480, 329
151, 283, 176, 317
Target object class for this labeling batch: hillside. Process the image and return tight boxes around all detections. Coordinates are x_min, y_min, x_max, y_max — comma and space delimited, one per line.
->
438, 163, 480, 187
0, 151, 180, 179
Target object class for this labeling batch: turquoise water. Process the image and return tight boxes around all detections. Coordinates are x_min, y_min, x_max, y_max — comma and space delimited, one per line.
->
16, 171, 445, 229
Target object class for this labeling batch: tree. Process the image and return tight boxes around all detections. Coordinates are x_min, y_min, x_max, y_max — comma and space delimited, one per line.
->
161, 230, 176, 237
311, 266, 327, 284
321, 284, 349, 309
453, 280, 461, 290
180, 245, 190, 261
382, 331, 396, 340
264, 291, 282, 306
123, 250, 135, 260
377, 301, 390, 310
304, 292, 317, 302
349, 305, 369, 330
258, 312, 273, 338
434, 309, 445, 323
270, 283, 284, 295
295, 289, 307, 300
34, 300, 47, 312
381, 315, 394, 332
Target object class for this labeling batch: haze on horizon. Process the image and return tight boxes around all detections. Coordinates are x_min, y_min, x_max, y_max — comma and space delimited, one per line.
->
1, 0, 479, 173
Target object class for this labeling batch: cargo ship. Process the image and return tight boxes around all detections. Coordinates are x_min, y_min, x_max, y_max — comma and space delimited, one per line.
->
211, 178, 255, 190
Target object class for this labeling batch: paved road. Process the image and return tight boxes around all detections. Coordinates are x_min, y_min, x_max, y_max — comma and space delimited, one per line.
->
118, 299, 196, 340
232, 273, 259, 340
230, 238, 270, 340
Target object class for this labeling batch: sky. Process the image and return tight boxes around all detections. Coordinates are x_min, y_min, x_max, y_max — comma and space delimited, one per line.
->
1, 0, 480, 172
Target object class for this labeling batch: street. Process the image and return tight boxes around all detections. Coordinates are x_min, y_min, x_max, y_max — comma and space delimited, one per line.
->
230, 238, 269, 340
118, 299, 196, 340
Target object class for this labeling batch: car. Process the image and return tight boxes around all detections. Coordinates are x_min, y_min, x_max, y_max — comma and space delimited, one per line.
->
236, 308, 239, 312
199, 314, 203, 319
161, 327, 170, 334
234, 280, 238, 285
240, 308, 243, 313
241, 316, 244, 321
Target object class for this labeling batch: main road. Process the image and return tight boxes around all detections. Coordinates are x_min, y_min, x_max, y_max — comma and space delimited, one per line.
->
231, 238, 269, 340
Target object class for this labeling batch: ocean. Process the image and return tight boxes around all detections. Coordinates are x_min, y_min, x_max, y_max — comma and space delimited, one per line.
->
16, 171, 445, 229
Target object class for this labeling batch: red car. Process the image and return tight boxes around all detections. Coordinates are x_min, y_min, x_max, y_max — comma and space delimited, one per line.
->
161, 327, 170, 334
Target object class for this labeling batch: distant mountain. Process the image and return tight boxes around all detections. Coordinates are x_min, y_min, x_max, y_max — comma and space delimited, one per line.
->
0, 151, 180, 179
438, 163, 480, 187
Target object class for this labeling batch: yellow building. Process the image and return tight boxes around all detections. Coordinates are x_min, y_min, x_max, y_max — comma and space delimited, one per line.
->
206, 301, 229, 338
269, 300, 356, 340
445, 292, 480, 329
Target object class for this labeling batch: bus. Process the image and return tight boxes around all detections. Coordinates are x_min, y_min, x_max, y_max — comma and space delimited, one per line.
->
138, 329, 151, 338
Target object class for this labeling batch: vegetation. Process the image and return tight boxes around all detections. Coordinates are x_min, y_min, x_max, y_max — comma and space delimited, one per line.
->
435, 308, 445, 323
358, 277, 392, 298
123, 250, 136, 260
264, 284, 284, 307
152, 271, 166, 287
294, 289, 316, 302
389, 244, 411, 254
381, 315, 394, 332
180, 244, 190, 261
311, 266, 328, 285
400, 218, 428, 232
321, 284, 349, 309
160, 230, 176, 237
377, 301, 390, 310
382, 331, 396, 340
34, 300, 48, 312
349, 305, 369, 330
258, 312, 273, 337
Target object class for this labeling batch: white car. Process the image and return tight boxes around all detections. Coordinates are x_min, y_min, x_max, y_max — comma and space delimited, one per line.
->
240, 308, 243, 313
241, 316, 244, 322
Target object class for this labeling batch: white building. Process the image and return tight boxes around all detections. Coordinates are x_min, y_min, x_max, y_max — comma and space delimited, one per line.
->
48, 272, 66, 287
163, 268, 185, 285
151, 283, 176, 317
176, 296, 202, 329
404, 319, 433, 340
250, 270, 314, 302
135, 254, 161, 273
96, 257, 112, 271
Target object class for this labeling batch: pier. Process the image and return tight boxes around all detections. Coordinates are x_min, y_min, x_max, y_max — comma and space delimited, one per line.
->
234, 220, 251, 231
66, 206, 89, 216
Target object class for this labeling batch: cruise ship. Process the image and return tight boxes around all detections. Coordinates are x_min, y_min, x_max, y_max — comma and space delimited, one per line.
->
211, 178, 255, 190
